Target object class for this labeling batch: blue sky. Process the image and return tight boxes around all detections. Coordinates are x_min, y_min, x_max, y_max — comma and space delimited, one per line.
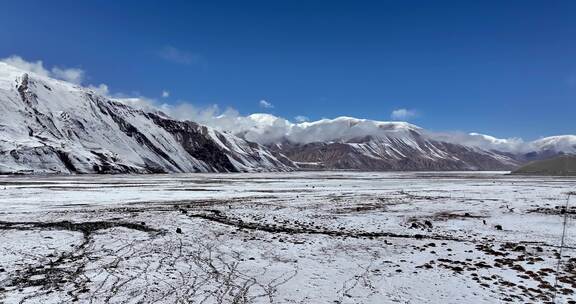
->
1, 0, 575, 139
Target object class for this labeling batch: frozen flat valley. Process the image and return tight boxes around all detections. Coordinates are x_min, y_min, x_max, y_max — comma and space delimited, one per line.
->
0, 172, 574, 303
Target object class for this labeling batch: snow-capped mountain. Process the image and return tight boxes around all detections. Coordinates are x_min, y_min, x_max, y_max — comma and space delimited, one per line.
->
1, 60, 573, 174
0, 62, 293, 174
189, 113, 521, 170
263, 121, 521, 171
200, 113, 574, 155
205, 114, 574, 171
531, 135, 576, 154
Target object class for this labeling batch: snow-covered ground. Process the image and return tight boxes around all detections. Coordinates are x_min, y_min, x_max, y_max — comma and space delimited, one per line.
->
0, 172, 574, 303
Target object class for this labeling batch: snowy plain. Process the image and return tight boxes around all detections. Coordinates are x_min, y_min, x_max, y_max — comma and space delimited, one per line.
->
0, 171, 574, 303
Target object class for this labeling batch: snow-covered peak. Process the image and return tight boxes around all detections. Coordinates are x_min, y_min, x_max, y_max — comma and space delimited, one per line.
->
446, 132, 526, 152
247, 113, 289, 126
286, 116, 421, 144
468, 133, 513, 145
218, 114, 423, 144
0, 61, 80, 93
298, 116, 420, 130
0, 61, 23, 90
0, 62, 292, 174
428, 132, 576, 154
532, 135, 576, 153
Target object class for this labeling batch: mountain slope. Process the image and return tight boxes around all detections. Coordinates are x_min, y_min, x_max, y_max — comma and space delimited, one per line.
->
216, 115, 572, 171
512, 155, 576, 176
228, 115, 519, 170
0, 62, 292, 174
1, 61, 573, 174
269, 134, 520, 171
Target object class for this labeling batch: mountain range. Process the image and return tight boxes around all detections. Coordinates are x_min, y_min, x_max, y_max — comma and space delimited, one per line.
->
0, 61, 574, 174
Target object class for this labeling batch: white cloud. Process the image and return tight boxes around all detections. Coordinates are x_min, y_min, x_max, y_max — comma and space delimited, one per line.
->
121, 96, 423, 145
160, 46, 201, 65
294, 115, 309, 122
427, 131, 526, 152
1, 55, 117, 97
87, 84, 110, 96
162, 90, 170, 98
1, 56, 50, 77
114, 96, 167, 114
391, 108, 417, 120
0, 55, 86, 84
259, 99, 274, 109
51, 66, 84, 84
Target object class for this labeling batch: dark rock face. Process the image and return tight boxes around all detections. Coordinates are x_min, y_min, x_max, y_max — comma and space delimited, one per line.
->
92, 97, 184, 172
148, 114, 238, 173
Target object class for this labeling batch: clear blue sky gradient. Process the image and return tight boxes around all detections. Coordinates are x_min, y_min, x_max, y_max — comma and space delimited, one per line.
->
1, 0, 575, 139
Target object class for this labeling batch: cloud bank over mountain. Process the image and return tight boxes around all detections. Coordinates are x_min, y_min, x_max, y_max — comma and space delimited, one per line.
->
117, 96, 573, 154
108, 93, 573, 154
1, 55, 85, 84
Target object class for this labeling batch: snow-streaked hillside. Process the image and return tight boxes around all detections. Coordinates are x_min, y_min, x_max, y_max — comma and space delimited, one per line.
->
268, 133, 520, 171
0, 62, 292, 174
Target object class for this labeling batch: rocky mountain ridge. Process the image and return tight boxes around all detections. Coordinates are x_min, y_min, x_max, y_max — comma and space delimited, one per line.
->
0, 62, 292, 174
